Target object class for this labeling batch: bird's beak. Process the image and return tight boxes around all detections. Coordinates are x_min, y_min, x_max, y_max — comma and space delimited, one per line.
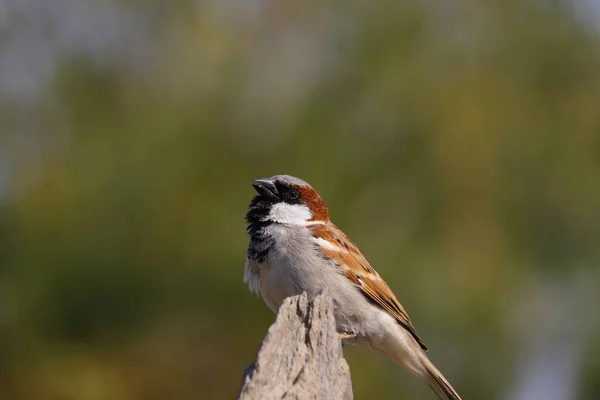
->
252, 178, 279, 199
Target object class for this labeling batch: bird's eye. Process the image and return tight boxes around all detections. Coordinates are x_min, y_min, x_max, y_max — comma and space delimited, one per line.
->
285, 189, 300, 201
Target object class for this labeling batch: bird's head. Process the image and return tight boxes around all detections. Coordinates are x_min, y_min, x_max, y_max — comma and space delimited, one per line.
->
246, 175, 329, 226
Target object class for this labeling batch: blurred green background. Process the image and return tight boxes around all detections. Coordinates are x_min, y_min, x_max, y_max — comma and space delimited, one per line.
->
1, 0, 600, 399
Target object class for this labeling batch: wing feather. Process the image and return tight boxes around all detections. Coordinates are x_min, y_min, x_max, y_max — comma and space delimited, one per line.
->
310, 224, 428, 351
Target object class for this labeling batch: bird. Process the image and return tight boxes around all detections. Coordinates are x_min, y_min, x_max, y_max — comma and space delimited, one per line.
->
244, 174, 461, 400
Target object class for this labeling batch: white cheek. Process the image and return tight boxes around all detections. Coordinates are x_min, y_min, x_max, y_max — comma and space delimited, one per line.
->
267, 203, 313, 225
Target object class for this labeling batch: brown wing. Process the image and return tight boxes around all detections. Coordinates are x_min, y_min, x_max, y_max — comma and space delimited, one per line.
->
310, 223, 428, 351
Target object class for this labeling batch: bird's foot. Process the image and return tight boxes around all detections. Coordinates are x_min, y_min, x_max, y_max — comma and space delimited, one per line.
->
337, 328, 357, 340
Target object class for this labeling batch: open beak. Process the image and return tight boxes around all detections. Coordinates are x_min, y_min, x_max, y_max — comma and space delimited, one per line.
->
252, 178, 279, 199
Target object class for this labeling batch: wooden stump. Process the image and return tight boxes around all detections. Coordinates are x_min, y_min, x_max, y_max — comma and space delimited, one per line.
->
238, 293, 353, 400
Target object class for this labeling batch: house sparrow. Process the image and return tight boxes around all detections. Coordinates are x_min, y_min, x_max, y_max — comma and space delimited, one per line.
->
244, 175, 461, 400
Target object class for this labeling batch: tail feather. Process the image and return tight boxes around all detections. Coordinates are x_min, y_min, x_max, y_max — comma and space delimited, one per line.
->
377, 327, 461, 400
423, 357, 461, 400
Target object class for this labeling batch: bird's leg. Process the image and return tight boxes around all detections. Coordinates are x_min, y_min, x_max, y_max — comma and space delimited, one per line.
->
339, 332, 357, 340
338, 328, 357, 340
338, 330, 357, 348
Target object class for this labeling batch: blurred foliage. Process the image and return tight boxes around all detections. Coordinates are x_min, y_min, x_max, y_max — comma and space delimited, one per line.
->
1, 0, 600, 399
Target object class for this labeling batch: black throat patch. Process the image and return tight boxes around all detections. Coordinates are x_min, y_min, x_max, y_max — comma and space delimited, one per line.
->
245, 195, 276, 262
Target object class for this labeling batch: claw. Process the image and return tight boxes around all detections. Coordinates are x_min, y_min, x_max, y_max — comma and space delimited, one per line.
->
339, 333, 357, 340
338, 329, 357, 340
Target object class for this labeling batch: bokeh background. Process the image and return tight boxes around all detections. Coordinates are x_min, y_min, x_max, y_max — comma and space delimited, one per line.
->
2, 0, 600, 399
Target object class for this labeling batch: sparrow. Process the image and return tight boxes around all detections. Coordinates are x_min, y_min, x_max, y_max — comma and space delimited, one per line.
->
244, 175, 461, 400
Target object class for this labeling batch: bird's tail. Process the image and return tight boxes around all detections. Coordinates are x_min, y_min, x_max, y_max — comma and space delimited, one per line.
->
377, 328, 461, 400
421, 354, 461, 400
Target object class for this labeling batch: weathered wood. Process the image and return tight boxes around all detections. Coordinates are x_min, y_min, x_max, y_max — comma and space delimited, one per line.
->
238, 293, 353, 400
